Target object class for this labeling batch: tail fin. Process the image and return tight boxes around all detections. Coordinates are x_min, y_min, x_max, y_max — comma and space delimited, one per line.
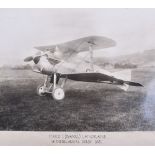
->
112, 69, 132, 81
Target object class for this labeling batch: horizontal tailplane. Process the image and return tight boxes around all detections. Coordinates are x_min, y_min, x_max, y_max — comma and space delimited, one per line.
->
124, 81, 143, 87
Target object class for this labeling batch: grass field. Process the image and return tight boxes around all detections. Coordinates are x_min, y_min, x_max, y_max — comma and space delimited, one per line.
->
0, 68, 155, 131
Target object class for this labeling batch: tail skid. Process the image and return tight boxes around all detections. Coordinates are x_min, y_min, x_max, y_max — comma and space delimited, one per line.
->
117, 83, 129, 91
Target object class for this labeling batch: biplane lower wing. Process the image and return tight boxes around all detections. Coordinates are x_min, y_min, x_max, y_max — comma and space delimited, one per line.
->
60, 72, 143, 87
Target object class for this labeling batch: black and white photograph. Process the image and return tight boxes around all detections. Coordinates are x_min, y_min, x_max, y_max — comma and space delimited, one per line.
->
0, 8, 155, 139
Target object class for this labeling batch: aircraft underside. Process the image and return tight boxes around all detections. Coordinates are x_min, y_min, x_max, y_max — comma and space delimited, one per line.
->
36, 71, 142, 101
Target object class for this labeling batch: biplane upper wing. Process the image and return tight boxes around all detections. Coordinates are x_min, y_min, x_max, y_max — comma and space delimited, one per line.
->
60, 72, 143, 87
35, 36, 116, 57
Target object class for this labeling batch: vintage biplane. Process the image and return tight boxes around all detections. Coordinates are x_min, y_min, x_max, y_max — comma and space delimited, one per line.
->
24, 36, 143, 100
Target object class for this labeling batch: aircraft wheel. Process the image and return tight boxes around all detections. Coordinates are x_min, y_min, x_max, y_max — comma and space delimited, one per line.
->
37, 85, 46, 96
52, 87, 65, 100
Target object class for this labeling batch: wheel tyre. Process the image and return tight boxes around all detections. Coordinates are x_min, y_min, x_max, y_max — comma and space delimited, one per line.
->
37, 85, 46, 96
52, 87, 65, 101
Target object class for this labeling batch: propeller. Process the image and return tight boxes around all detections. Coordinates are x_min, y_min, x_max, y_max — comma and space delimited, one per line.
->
24, 56, 34, 62
24, 49, 58, 64
24, 51, 44, 63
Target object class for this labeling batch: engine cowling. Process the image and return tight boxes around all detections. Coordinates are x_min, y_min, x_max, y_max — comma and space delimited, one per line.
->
34, 55, 55, 75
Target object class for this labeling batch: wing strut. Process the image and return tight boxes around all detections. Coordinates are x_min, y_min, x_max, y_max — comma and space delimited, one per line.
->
89, 42, 95, 72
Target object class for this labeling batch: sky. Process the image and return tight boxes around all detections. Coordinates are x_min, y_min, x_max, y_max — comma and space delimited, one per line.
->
0, 8, 155, 66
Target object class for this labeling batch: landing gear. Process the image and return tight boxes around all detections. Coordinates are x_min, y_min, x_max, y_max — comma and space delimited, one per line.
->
51, 73, 66, 100
37, 75, 52, 96
37, 73, 67, 101
37, 85, 46, 96
52, 87, 65, 100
